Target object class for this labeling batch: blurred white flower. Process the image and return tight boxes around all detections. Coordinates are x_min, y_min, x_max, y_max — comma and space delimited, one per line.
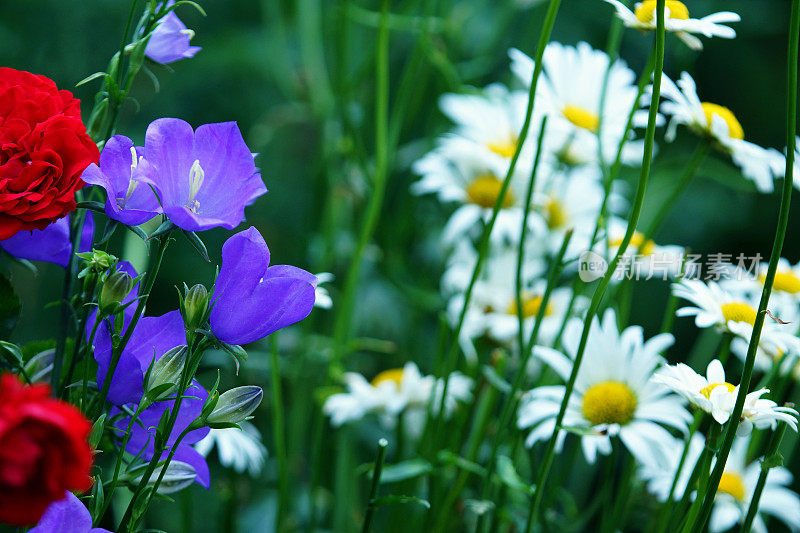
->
323, 362, 473, 438
653, 72, 778, 192
605, 217, 687, 280
509, 42, 650, 168
314, 272, 333, 309
604, 0, 739, 50
518, 309, 690, 467
195, 422, 267, 477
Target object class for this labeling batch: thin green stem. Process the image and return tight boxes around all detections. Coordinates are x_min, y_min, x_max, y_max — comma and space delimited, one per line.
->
741, 424, 789, 533
427, 0, 563, 458
525, 3, 667, 529
331, 0, 392, 373
690, 1, 800, 529
361, 438, 389, 533
270, 335, 289, 532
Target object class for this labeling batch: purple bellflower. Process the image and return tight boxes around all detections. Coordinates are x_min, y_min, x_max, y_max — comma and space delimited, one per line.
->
145, 7, 201, 64
138, 118, 266, 232
112, 382, 211, 488
0, 212, 94, 267
89, 262, 187, 405
30, 491, 111, 533
81, 135, 161, 226
210, 227, 316, 345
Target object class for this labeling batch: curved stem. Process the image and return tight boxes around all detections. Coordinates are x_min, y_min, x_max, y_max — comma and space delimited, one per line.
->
689, 1, 800, 529
740, 424, 788, 533
524, 3, 667, 529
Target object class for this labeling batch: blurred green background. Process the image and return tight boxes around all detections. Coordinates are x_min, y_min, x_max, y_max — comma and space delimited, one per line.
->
2, 0, 799, 530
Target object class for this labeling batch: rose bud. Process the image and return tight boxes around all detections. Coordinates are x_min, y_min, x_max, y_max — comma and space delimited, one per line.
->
206, 386, 263, 425
99, 270, 135, 316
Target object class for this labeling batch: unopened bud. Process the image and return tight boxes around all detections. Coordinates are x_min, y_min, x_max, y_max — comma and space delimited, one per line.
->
206, 386, 263, 425
133, 460, 196, 494
24, 349, 55, 383
99, 271, 135, 315
181, 284, 209, 332
145, 346, 187, 398
77, 249, 118, 279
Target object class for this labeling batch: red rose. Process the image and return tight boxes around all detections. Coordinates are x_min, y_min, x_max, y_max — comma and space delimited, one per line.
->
0, 373, 93, 526
0, 68, 99, 240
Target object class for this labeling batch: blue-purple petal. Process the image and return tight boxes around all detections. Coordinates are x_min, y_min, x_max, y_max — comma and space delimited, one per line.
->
30, 491, 111, 533
145, 10, 201, 64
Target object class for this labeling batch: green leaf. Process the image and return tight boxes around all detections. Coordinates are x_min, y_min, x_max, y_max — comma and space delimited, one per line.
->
89, 414, 107, 448
76, 71, 110, 88
437, 450, 487, 477
0, 272, 21, 338
372, 495, 431, 509
495, 455, 533, 495
182, 230, 210, 262
376, 459, 432, 484
481, 365, 511, 395
76, 200, 109, 213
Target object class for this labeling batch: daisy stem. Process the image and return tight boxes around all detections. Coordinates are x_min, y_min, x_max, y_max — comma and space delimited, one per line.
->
524, 2, 667, 530
425, 0, 563, 462
659, 251, 691, 334
643, 138, 710, 240
680, 423, 721, 533
269, 334, 289, 532
689, 0, 800, 529
651, 411, 703, 533
330, 0, 391, 375
361, 438, 389, 533
741, 423, 789, 533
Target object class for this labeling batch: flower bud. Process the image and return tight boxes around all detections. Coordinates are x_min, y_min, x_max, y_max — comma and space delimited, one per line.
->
24, 349, 55, 383
133, 460, 196, 494
181, 284, 210, 332
145, 346, 187, 398
99, 271, 135, 315
206, 386, 263, 425
76, 249, 118, 279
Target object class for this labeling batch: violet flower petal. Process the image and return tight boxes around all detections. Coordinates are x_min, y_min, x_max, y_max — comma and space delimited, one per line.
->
30, 491, 112, 533
210, 227, 316, 345
145, 10, 201, 64
0, 212, 94, 267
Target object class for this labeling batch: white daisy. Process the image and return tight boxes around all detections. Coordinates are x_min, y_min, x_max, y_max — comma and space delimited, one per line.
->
412, 136, 545, 245
654, 359, 798, 435
194, 422, 267, 477
605, 217, 687, 280
314, 272, 333, 309
641, 432, 705, 502
654, 72, 778, 192
322, 362, 473, 437
709, 437, 800, 533
509, 42, 649, 168
604, 0, 740, 50
518, 309, 690, 467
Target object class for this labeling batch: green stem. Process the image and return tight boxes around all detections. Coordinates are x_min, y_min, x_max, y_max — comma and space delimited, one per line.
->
690, 1, 800, 529
361, 438, 389, 533
270, 335, 289, 532
427, 0, 563, 459
330, 0, 391, 373
525, 3, 667, 529
741, 424, 789, 533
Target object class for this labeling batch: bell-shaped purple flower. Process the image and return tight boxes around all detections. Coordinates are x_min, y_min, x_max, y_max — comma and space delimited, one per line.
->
139, 119, 266, 232
210, 227, 316, 345
30, 491, 111, 533
145, 8, 201, 64
89, 262, 187, 405
112, 382, 211, 488
0, 212, 94, 267
81, 135, 161, 226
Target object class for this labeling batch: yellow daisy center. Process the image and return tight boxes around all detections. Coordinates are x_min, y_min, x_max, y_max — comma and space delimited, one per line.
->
581, 381, 638, 426
371, 368, 404, 387
544, 198, 569, 229
506, 295, 554, 319
562, 105, 600, 133
760, 271, 800, 294
717, 471, 747, 502
701, 102, 745, 140
720, 302, 758, 325
699, 382, 736, 399
466, 174, 515, 209
610, 232, 656, 256
487, 138, 518, 158
634, 0, 690, 23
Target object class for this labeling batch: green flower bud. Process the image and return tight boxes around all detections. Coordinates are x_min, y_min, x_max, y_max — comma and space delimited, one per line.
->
76, 249, 118, 279
99, 271, 135, 315
181, 284, 210, 332
145, 345, 187, 399
132, 460, 196, 494
206, 386, 263, 425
